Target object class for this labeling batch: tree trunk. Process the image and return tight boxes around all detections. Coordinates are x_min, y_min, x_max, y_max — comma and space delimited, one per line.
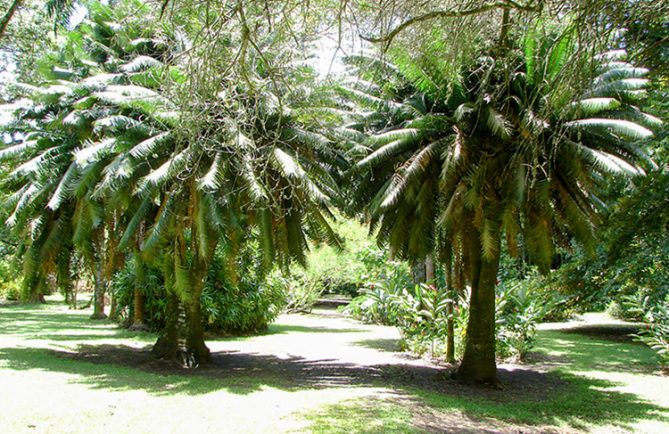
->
108, 293, 118, 320
444, 252, 456, 364
129, 251, 148, 331
457, 226, 501, 383
152, 288, 180, 360
411, 260, 426, 284
0, 0, 22, 40
185, 290, 210, 364
425, 254, 435, 284
90, 259, 107, 319
26, 290, 46, 304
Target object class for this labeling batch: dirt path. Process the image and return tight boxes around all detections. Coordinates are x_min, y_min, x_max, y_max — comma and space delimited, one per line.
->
58, 308, 573, 433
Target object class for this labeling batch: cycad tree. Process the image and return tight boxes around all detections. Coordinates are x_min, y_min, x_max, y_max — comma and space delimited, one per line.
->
345, 29, 660, 382
1, 0, 346, 364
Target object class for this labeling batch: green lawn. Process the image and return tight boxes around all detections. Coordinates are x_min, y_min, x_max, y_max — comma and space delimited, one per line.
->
1, 301, 668, 433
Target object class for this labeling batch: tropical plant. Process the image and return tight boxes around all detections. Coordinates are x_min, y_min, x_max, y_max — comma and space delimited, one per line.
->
1, 0, 347, 364
624, 294, 669, 371
343, 26, 659, 381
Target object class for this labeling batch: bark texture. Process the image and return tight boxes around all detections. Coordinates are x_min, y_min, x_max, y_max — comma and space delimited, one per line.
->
457, 224, 501, 383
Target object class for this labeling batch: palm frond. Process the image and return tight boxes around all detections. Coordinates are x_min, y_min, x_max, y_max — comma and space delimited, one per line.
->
120, 56, 163, 73
566, 118, 653, 141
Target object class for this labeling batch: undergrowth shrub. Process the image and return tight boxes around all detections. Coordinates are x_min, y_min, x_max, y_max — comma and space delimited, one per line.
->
0, 259, 20, 301
346, 268, 565, 362
111, 252, 286, 335
624, 294, 669, 370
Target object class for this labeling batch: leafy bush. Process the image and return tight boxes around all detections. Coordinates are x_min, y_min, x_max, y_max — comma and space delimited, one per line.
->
202, 265, 286, 335
110, 261, 167, 328
346, 267, 564, 361
495, 277, 564, 360
624, 294, 669, 370
275, 271, 324, 313
110, 252, 286, 335
0, 259, 20, 301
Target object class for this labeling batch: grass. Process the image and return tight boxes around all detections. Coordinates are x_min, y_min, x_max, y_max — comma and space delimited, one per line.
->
412, 330, 669, 432
1, 301, 668, 433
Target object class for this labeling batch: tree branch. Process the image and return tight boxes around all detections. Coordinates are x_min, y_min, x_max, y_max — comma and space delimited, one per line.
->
0, 0, 23, 41
360, 0, 542, 48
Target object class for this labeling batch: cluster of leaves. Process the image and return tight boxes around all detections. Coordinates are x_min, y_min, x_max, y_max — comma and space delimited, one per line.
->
0, 258, 20, 300
539, 133, 669, 320
347, 269, 564, 361
111, 247, 286, 335
624, 294, 669, 370
495, 277, 565, 360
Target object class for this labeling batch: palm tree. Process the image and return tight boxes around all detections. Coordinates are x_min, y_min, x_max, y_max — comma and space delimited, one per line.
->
2, 0, 346, 364
344, 30, 659, 382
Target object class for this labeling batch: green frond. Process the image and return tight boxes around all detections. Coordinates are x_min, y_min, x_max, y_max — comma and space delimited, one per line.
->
258, 208, 275, 271
93, 115, 142, 133
480, 219, 499, 261
75, 138, 116, 166
568, 98, 621, 118
129, 131, 172, 159
485, 106, 512, 139
368, 128, 420, 147
566, 118, 653, 141
356, 138, 416, 170
0, 140, 39, 161
139, 147, 191, 192
380, 140, 440, 210
238, 154, 268, 204
586, 78, 650, 98
272, 148, 328, 204
142, 195, 176, 255
82, 73, 124, 88
523, 27, 537, 84
595, 66, 648, 83
118, 195, 153, 249
195, 193, 218, 261
198, 152, 223, 191
567, 140, 642, 176
46, 162, 79, 210
547, 32, 574, 81
120, 55, 163, 73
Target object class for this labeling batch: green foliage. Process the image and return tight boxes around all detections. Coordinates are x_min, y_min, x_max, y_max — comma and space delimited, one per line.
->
624, 294, 669, 369
110, 250, 287, 335
202, 267, 286, 335
110, 259, 166, 328
347, 268, 565, 361
0, 259, 20, 301
495, 277, 565, 360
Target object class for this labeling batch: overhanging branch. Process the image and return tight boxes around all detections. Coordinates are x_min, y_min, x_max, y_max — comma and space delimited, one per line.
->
360, 0, 543, 48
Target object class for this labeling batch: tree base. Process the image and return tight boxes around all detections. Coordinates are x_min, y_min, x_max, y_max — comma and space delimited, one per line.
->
455, 363, 498, 385
89, 312, 108, 320
151, 335, 178, 360
128, 322, 150, 332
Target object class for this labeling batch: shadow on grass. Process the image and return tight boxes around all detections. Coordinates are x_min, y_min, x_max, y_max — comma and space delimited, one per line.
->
352, 338, 401, 352
561, 324, 642, 344
2, 305, 667, 431
532, 330, 658, 374
265, 324, 366, 334
0, 309, 111, 334
1, 343, 667, 431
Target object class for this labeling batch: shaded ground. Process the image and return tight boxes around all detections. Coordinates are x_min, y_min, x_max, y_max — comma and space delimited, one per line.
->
1, 302, 668, 433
